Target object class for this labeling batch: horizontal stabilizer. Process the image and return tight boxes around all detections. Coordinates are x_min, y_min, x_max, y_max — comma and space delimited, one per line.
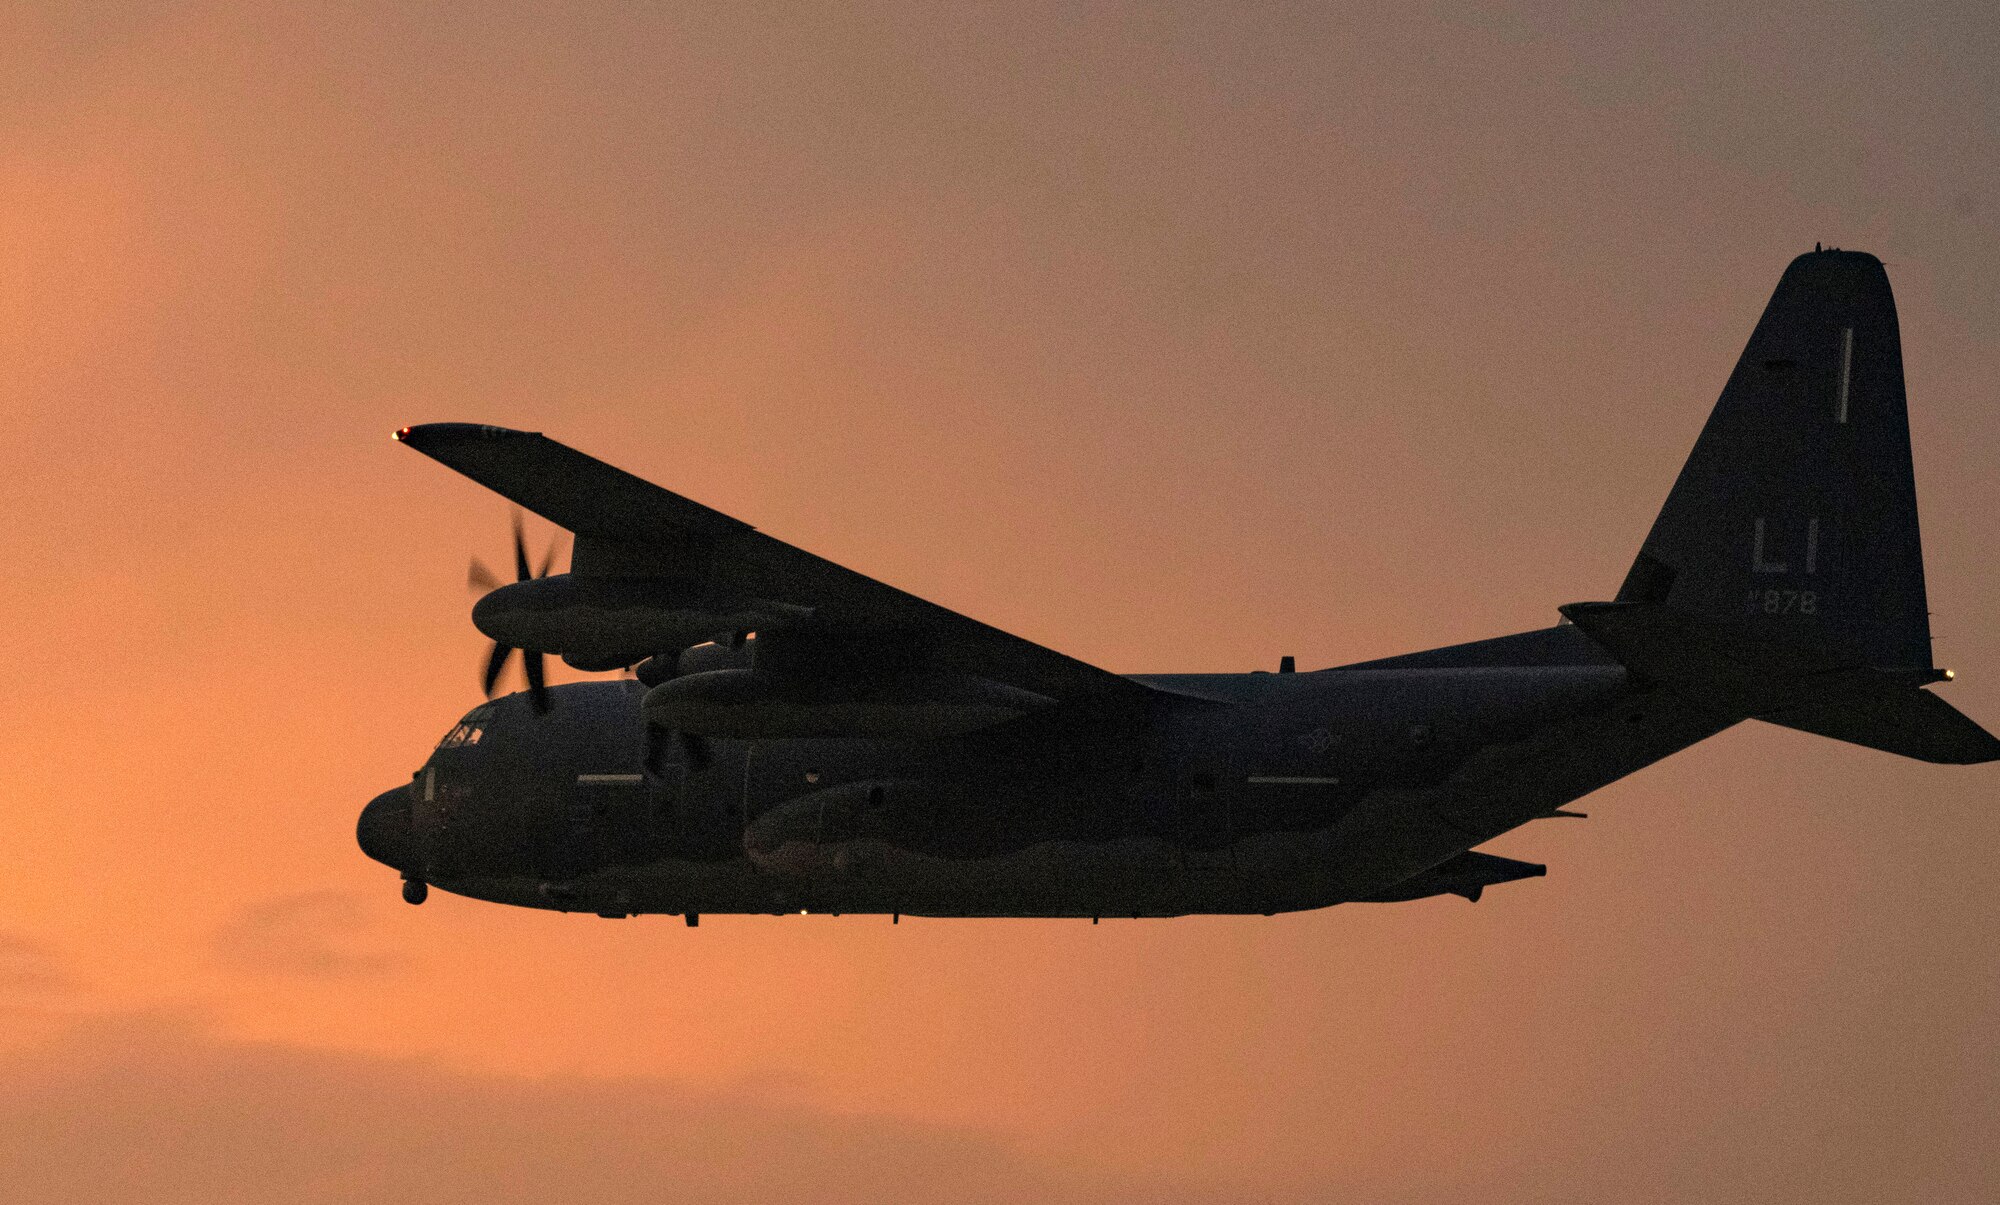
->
1561, 600, 1996, 764
1761, 687, 2000, 765
1559, 599, 1871, 713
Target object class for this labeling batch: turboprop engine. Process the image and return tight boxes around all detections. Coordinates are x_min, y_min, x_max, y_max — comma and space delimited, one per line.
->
472, 573, 812, 667
633, 627, 1055, 740
643, 668, 1052, 739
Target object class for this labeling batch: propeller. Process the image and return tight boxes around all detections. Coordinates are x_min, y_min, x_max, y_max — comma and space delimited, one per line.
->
469, 512, 562, 713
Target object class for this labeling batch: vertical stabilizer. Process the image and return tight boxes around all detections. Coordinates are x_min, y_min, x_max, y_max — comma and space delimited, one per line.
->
1617, 250, 1932, 671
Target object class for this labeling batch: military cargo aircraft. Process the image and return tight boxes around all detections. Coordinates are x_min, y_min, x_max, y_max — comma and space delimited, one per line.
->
359, 249, 1997, 924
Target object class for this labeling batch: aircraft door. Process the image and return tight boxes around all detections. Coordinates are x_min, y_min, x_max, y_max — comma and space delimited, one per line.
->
549, 773, 654, 874
1175, 761, 1238, 875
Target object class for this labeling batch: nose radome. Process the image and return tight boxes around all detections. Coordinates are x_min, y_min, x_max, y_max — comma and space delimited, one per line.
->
358, 787, 415, 873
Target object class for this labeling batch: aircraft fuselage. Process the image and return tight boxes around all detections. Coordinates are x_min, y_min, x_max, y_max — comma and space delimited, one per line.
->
360, 641, 1720, 919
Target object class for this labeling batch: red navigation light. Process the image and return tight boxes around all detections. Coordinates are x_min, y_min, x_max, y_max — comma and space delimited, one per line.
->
393, 427, 411, 442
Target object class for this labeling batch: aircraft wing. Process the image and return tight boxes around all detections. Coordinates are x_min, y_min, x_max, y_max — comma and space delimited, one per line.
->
395, 423, 1150, 707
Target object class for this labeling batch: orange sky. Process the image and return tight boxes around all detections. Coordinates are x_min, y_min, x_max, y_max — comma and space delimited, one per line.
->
3, 2, 1997, 1200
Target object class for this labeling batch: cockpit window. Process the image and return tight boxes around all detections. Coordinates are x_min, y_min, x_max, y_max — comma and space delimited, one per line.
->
436, 703, 495, 750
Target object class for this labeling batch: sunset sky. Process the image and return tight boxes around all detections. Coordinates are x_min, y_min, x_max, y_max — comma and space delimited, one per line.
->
3, 2, 1997, 1200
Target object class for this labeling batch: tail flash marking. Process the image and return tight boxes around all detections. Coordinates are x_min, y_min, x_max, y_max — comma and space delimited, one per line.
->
1752, 517, 1787, 573
1836, 326, 1854, 423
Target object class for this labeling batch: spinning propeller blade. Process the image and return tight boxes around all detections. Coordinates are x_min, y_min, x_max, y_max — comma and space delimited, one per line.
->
470, 510, 558, 712
467, 558, 501, 593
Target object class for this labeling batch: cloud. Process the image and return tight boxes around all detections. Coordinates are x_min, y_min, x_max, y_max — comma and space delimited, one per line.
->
211, 890, 402, 979
0, 1014, 1222, 1205
0, 933, 77, 997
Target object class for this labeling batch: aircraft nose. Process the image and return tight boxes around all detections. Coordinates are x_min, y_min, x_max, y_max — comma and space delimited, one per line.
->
357, 786, 416, 873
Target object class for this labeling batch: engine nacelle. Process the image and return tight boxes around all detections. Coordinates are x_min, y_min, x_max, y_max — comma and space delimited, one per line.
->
632, 638, 757, 686
642, 668, 1052, 739
473, 574, 809, 662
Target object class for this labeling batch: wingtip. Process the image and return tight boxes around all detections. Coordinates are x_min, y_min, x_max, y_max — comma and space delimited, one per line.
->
394, 423, 543, 455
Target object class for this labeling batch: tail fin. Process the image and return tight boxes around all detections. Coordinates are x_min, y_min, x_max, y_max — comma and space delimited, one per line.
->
1617, 249, 1931, 669
1584, 249, 1999, 764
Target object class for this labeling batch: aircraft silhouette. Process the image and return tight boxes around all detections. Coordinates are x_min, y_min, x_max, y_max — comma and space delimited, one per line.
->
360, 249, 1997, 923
